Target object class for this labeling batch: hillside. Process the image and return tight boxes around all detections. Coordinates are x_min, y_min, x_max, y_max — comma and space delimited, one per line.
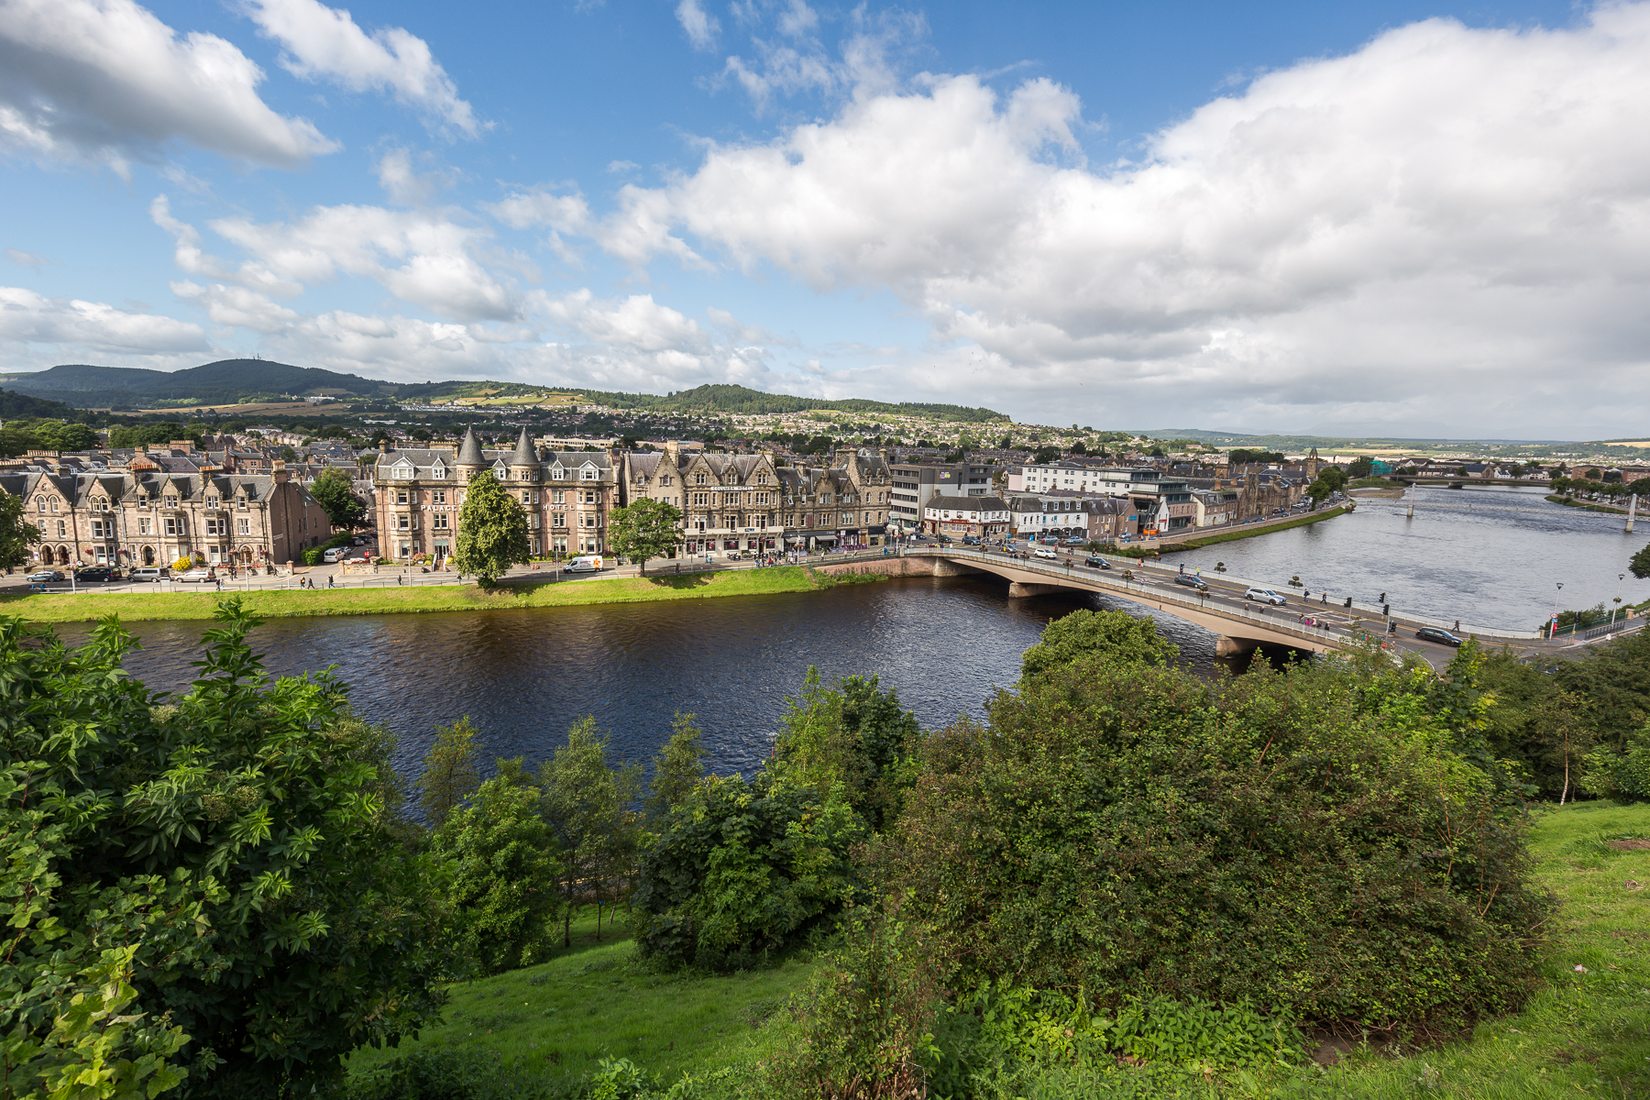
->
0, 362, 1006, 423
0, 387, 77, 419
0, 360, 395, 407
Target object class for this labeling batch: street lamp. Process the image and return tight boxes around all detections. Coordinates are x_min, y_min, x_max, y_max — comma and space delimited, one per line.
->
1615, 573, 1626, 625
1550, 581, 1564, 639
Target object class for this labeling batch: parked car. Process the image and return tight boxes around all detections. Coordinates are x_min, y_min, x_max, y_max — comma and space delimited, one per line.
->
1174, 573, 1209, 591
75, 566, 118, 582
322, 547, 348, 563
1063, 537, 1086, 546
1244, 587, 1287, 605
176, 568, 214, 583
1032, 546, 1058, 560
27, 569, 64, 583
1084, 555, 1112, 570
1415, 626, 1463, 647
128, 567, 168, 582
961, 535, 980, 545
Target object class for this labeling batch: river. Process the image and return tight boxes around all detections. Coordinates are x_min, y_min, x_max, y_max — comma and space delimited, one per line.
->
53, 486, 1647, 784
1172, 486, 1650, 633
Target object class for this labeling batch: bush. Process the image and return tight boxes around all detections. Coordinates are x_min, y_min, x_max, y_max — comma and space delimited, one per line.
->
301, 532, 354, 566
874, 616, 1552, 1040
1582, 723, 1650, 802
633, 774, 865, 971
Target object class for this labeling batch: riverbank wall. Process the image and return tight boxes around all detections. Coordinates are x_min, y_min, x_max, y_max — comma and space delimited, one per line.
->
1159, 504, 1352, 553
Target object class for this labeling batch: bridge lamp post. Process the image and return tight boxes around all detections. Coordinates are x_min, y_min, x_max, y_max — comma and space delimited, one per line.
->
1550, 581, 1564, 639
1615, 574, 1625, 624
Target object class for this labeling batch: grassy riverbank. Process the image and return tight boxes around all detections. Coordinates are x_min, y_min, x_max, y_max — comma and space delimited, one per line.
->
1164, 504, 1351, 553
1547, 494, 1631, 515
344, 801, 1650, 1098
0, 566, 880, 624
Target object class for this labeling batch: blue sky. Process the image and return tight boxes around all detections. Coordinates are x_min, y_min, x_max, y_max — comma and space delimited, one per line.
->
2, 0, 1646, 438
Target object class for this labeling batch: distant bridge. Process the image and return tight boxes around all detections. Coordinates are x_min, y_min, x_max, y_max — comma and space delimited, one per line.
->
844, 547, 1544, 663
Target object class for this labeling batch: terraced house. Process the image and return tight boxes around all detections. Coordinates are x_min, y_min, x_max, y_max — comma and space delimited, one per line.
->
373, 428, 616, 562
3, 459, 329, 569
622, 443, 894, 556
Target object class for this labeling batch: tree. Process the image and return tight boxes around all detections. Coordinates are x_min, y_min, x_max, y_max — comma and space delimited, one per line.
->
1631, 542, 1650, 581
634, 774, 865, 971
453, 470, 530, 586
538, 718, 642, 944
0, 602, 451, 1098
429, 770, 563, 974
309, 467, 367, 531
646, 712, 706, 825
608, 498, 685, 575
1019, 608, 1180, 680
0, 491, 40, 570
419, 716, 482, 826
770, 669, 921, 833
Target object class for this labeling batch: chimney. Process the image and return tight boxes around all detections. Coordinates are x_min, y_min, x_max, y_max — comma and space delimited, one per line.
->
273, 460, 289, 484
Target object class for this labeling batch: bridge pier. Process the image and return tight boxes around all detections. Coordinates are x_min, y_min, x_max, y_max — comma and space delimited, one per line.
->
1215, 636, 1259, 659
1007, 581, 1067, 599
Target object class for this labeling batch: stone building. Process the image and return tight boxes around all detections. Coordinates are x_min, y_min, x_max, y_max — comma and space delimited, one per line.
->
373, 428, 617, 562
5, 460, 329, 569
923, 494, 1011, 540
623, 443, 894, 556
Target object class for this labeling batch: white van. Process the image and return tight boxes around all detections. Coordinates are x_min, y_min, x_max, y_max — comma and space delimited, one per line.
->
322, 547, 347, 563
565, 555, 603, 573
129, 567, 168, 582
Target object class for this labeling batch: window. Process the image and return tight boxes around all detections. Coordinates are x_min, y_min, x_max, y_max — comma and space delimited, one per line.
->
396, 490, 410, 505
237, 518, 250, 535
433, 514, 450, 530
581, 490, 598, 504
237, 496, 247, 510
164, 517, 178, 536
139, 517, 152, 535
691, 492, 708, 507
581, 514, 596, 528
35, 499, 44, 513
433, 490, 446, 505
552, 512, 566, 528
56, 520, 66, 537
551, 489, 564, 504
205, 518, 224, 536
164, 497, 176, 508
397, 515, 410, 530
582, 468, 598, 481
695, 474, 707, 485
660, 475, 673, 486
50, 499, 58, 513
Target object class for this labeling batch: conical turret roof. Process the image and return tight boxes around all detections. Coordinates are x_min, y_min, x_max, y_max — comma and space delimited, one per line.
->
456, 427, 485, 466
510, 426, 537, 466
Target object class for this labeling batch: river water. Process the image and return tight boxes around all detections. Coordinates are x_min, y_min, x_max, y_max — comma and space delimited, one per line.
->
53, 487, 1646, 784
1172, 486, 1650, 633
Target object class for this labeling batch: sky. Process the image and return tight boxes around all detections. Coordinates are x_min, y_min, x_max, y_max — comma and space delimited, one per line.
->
1, 0, 1647, 439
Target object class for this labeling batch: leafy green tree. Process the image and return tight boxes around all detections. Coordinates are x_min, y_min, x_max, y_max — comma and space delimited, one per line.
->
429, 770, 563, 974
770, 669, 920, 832
876, 634, 1552, 1039
607, 498, 684, 575
0, 491, 41, 570
419, 716, 482, 826
538, 719, 642, 944
1631, 542, 1650, 581
309, 467, 367, 530
646, 712, 707, 825
633, 774, 866, 971
0, 603, 452, 1098
1019, 608, 1179, 680
1347, 455, 1375, 479
453, 470, 530, 586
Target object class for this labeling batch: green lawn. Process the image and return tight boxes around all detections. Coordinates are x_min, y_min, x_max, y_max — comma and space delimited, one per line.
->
0, 566, 872, 623
347, 909, 813, 1097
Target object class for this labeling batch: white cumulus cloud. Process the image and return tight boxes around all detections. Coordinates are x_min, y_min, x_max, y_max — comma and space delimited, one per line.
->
0, 285, 208, 355
244, 0, 481, 136
0, 0, 336, 170
676, 0, 720, 51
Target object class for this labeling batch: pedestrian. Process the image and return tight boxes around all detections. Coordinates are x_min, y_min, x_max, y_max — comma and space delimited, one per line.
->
1321, 592, 1327, 605
1178, 562, 1185, 575
327, 575, 334, 589
1453, 619, 1460, 633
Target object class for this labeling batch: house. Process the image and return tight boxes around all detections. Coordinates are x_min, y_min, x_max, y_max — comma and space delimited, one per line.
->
922, 494, 1010, 540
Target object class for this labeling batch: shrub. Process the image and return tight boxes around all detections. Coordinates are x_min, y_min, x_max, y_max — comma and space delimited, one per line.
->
876, 620, 1552, 1039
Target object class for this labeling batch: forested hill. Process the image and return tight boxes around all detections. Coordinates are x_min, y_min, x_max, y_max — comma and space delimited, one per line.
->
0, 363, 1006, 422
0, 388, 77, 419
579, 383, 1006, 422
0, 360, 396, 406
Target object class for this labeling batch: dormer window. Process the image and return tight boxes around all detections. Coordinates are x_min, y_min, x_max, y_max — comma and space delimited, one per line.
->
431, 461, 447, 479
581, 467, 598, 481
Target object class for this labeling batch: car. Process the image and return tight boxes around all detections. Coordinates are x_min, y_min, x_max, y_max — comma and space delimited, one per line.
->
1063, 537, 1086, 546
128, 567, 168, 582
1415, 626, 1463, 647
1174, 573, 1209, 591
175, 568, 214, 583
27, 569, 64, 583
322, 547, 348, 563
1084, 555, 1112, 570
75, 566, 118, 582
1032, 546, 1058, 560
1244, 587, 1287, 606
961, 535, 980, 545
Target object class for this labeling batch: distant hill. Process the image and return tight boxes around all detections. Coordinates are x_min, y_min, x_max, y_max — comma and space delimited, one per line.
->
0, 362, 1006, 423
0, 360, 396, 408
0, 388, 78, 419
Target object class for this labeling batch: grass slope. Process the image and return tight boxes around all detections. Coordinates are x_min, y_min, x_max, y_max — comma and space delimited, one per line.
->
346, 802, 1650, 1098
347, 910, 812, 1096
0, 567, 879, 623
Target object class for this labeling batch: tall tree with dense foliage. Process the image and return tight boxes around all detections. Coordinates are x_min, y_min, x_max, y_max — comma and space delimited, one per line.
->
309, 467, 367, 530
770, 669, 921, 832
452, 470, 530, 586
0, 491, 41, 570
607, 498, 684, 575
419, 716, 482, 826
538, 718, 642, 944
1631, 542, 1650, 580
429, 769, 563, 974
0, 603, 451, 1098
